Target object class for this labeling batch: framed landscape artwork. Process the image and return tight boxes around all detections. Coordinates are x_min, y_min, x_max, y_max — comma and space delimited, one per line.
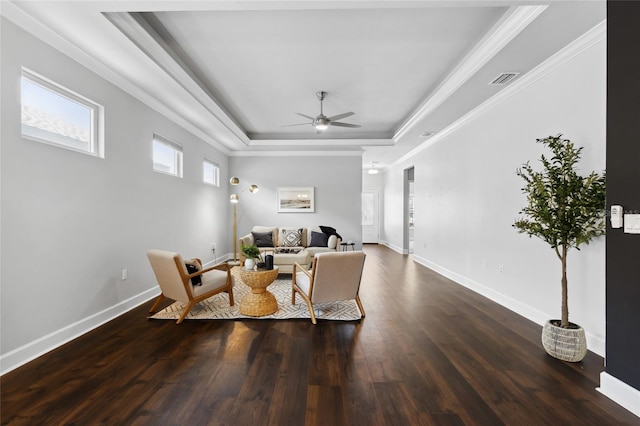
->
277, 187, 315, 213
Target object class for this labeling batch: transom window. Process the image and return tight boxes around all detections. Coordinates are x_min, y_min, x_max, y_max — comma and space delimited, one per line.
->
20, 68, 104, 157
203, 158, 220, 186
152, 134, 183, 178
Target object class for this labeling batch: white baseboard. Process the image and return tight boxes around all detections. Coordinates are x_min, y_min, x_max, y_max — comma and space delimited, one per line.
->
411, 255, 605, 356
0, 287, 158, 376
380, 240, 405, 254
1, 254, 237, 375
203, 253, 231, 269
597, 372, 640, 418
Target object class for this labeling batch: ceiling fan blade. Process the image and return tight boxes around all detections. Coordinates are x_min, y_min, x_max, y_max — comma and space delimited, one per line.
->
282, 122, 311, 127
327, 112, 354, 122
331, 122, 361, 128
296, 112, 315, 120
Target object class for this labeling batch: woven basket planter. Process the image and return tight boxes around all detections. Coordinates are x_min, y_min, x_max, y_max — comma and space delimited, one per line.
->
541, 320, 587, 362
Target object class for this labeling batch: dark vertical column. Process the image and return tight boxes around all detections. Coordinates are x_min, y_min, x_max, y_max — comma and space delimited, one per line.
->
606, 1, 640, 389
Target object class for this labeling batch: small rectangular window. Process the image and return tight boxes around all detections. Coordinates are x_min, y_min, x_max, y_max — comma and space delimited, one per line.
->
203, 158, 220, 186
153, 134, 183, 177
21, 68, 104, 157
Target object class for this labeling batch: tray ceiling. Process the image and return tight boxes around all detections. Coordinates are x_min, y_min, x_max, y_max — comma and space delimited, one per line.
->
3, 1, 605, 170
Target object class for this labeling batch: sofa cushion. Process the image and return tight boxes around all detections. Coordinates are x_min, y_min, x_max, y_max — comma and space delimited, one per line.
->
273, 250, 310, 265
309, 230, 329, 247
305, 246, 336, 257
193, 269, 233, 297
252, 231, 274, 247
327, 235, 338, 249
281, 228, 303, 247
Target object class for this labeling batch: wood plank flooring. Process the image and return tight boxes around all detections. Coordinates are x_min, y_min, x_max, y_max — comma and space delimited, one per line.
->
2, 244, 638, 425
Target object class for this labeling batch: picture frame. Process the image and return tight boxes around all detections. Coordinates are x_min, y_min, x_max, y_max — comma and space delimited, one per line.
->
277, 187, 315, 213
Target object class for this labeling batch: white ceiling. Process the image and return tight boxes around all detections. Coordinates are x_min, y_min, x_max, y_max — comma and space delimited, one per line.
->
2, 1, 605, 171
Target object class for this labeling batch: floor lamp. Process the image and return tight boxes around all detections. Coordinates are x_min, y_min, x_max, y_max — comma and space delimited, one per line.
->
229, 177, 258, 265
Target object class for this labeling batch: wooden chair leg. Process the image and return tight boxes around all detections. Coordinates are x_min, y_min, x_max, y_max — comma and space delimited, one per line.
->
227, 283, 235, 306
291, 273, 297, 304
177, 300, 197, 324
298, 292, 316, 325
292, 284, 316, 324
149, 294, 165, 313
307, 299, 317, 325
355, 295, 365, 318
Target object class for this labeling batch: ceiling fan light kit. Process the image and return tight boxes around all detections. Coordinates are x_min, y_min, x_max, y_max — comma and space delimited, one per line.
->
284, 91, 361, 132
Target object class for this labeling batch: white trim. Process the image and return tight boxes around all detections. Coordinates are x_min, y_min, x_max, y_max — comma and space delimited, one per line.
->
394, 5, 547, 141
104, 12, 252, 147
0, 287, 159, 376
411, 254, 606, 356
1, 1, 233, 155
202, 157, 220, 186
21, 67, 105, 158
381, 240, 405, 255
393, 19, 607, 168
229, 150, 364, 157
248, 138, 393, 147
597, 373, 640, 418
152, 133, 183, 178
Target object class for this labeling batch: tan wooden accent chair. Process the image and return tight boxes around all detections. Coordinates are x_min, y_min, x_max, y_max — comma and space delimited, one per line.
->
147, 249, 235, 324
292, 251, 366, 324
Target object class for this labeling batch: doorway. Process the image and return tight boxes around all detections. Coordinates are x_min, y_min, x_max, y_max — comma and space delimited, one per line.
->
362, 188, 380, 243
404, 167, 414, 254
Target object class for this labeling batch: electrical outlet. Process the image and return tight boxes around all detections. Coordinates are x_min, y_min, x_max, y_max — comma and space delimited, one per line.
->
211, 243, 216, 252
498, 265, 504, 273
122, 269, 128, 280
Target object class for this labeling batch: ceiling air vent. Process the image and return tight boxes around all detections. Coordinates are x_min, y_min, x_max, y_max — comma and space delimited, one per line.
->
489, 72, 520, 85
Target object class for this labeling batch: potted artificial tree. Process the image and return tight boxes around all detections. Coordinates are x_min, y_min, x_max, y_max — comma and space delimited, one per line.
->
241, 244, 262, 270
513, 134, 606, 362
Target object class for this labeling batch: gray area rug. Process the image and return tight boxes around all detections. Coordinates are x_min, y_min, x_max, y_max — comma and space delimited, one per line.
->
148, 276, 362, 322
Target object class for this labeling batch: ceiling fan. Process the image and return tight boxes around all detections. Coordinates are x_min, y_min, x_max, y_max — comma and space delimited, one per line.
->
284, 91, 361, 132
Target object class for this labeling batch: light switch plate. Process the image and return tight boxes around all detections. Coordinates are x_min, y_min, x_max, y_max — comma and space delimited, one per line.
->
623, 214, 640, 234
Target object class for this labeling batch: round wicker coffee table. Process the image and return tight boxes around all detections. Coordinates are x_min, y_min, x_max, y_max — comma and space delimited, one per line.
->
238, 266, 279, 316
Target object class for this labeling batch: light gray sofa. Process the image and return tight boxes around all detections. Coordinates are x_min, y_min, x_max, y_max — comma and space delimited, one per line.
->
239, 226, 341, 273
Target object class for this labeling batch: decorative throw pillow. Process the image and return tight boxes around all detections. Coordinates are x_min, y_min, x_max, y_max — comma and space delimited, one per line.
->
281, 228, 303, 247
309, 230, 329, 247
320, 225, 343, 240
185, 259, 202, 286
252, 231, 274, 247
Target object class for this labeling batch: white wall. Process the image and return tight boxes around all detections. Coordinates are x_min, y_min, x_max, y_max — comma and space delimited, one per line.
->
229, 155, 362, 248
382, 25, 607, 355
362, 169, 384, 188
0, 19, 232, 372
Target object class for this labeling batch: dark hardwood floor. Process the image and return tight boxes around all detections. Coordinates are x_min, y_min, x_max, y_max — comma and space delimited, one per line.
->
2, 244, 638, 425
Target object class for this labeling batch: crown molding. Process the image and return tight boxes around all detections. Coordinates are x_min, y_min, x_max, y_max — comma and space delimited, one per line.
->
2, 1, 235, 155
393, 5, 547, 141
392, 19, 606, 167
229, 150, 364, 157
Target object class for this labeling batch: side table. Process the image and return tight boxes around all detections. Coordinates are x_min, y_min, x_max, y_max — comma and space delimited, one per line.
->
340, 242, 356, 251
238, 266, 279, 316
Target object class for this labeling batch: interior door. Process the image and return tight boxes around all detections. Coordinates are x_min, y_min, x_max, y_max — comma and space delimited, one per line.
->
362, 188, 380, 244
